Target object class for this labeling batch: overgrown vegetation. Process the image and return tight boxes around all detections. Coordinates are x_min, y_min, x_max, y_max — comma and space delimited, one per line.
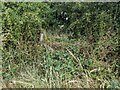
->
1, 2, 120, 88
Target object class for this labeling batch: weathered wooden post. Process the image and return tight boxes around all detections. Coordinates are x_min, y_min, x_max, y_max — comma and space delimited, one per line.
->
40, 32, 44, 43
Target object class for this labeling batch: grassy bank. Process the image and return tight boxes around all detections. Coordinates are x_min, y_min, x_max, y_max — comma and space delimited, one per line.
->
2, 33, 120, 88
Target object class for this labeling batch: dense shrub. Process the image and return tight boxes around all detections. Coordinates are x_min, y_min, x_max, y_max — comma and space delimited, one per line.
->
2, 2, 119, 88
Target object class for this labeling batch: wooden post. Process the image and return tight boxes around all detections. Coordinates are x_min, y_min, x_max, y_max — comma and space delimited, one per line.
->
40, 33, 44, 42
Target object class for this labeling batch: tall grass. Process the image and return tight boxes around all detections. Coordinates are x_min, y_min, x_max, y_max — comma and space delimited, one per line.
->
2, 32, 119, 88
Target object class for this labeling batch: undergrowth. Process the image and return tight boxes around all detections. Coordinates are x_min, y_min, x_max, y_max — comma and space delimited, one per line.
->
2, 34, 120, 88
1, 2, 120, 88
